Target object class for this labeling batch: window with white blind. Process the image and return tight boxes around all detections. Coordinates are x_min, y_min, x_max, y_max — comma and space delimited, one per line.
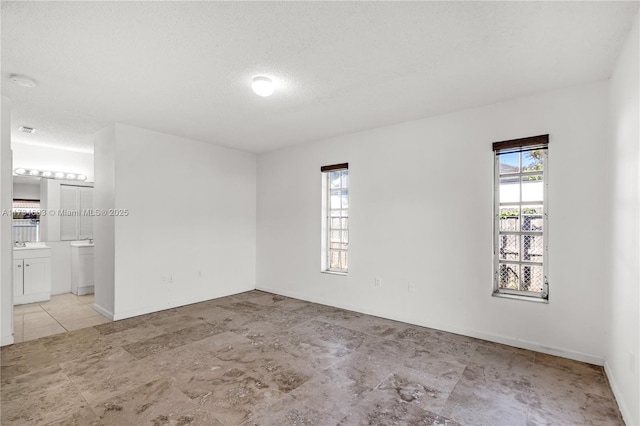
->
493, 135, 549, 301
321, 163, 349, 273
60, 185, 93, 241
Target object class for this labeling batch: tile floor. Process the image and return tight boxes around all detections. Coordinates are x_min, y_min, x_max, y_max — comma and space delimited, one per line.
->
1, 290, 624, 425
12, 293, 111, 344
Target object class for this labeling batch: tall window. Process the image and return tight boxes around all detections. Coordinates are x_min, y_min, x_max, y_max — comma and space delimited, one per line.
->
493, 135, 548, 301
321, 163, 349, 273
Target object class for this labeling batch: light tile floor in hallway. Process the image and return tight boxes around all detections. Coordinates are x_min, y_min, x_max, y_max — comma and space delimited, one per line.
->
12, 293, 111, 344
1, 291, 624, 425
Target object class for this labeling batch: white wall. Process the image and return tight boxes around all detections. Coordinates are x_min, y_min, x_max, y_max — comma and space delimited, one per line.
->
13, 182, 40, 200
95, 124, 256, 320
93, 125, 116, 319
12, 143, 94, 182
1, 97, 14, 346
606, 13, 639, 426
257, 81, 610, 365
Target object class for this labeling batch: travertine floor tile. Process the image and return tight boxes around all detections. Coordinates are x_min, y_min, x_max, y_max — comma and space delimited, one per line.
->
287, 352, 389, 419
59, 346, 161, 404
294, 319, 367, 351
92, 378, 221, 425
1, 290, 624, 426
242, 394, 341, 426
45, 407, 102, 426
376, 362, 461, 415
527, 357, 623, 425
339, 385, 460, 425
1, 365, 90, 425
194, 369, 285, 425
440, 362, 530, 426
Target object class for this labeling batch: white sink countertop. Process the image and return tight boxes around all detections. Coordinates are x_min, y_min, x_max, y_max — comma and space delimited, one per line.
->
70, 241, 94, 247
13, 243, 51, 251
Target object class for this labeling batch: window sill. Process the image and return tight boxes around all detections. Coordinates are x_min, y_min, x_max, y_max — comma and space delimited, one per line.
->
492, 291, 548, 304
321, 270, 348, 276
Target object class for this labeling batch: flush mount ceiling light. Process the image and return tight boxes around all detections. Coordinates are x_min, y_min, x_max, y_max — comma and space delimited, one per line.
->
14, 168, 87, 181
10, 74, 37, 88
251, 76, 274, 97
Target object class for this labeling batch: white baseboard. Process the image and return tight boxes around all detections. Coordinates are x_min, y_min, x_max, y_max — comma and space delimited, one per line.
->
1, 333, 14, 347
76, 286, 94, 296
604, 360, 635, 426
92, 303, 114, 321
255, 285, 605, 366
112, 286, 255, 321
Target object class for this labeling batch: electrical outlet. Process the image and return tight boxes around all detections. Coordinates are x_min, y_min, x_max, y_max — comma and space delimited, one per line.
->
374, 277, 381, 287
197, 270, 202, 278
408, 282, 416, 292
161, 275, 167, 284
168, 274, 174, 284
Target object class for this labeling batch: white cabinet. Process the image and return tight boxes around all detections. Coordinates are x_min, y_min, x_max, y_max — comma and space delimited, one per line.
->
60, 185, 93, 241
71, 243, 94, 295
13, 259, 24, 297
13, 247, 52, 305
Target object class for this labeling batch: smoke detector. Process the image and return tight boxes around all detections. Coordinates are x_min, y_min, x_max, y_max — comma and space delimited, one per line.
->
10, 74, 37, 88
18, 126, 36, 134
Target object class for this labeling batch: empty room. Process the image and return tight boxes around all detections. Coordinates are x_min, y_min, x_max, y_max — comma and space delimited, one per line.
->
1, 1, 639, 425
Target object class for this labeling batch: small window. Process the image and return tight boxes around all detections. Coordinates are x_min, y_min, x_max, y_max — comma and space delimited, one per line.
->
493, 135, 548, 301
12, 199, 41, 243
321, 163, 349, 273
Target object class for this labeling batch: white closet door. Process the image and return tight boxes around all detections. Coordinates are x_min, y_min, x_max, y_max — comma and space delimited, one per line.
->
78, 187, 93, 239
60, 185, 78, 240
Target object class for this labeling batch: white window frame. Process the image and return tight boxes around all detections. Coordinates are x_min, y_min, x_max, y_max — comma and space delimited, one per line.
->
321, 163, 349, 274
493, 135, 549, 302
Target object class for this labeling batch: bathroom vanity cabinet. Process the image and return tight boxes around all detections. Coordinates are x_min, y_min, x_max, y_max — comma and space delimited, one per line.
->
13, 247, 52, 305
71, 242, 94, 295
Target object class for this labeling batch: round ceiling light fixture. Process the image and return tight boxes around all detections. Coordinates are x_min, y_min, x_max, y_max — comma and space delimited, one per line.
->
251, 76, 274, 97
10, 74, 37, 88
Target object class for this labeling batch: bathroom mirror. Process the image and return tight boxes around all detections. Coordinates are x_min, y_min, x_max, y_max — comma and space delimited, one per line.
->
12, 175, 94, 243
12, 176, 42, 243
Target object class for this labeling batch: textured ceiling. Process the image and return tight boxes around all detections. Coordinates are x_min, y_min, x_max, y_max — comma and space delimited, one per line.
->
1, 1, 638, 154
